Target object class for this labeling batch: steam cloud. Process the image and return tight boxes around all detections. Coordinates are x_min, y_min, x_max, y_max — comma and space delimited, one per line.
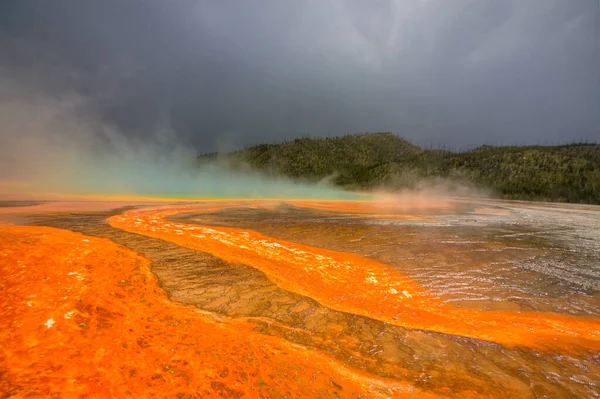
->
0, 66, 353, 201
0, 51, 481, 203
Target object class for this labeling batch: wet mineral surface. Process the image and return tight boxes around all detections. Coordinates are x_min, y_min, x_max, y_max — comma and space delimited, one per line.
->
2, 199, 599, 398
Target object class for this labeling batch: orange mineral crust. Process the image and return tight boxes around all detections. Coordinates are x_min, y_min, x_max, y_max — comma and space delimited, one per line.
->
108, 203, 600, 352
0, 225, 441, 398
287, 199, 452, 217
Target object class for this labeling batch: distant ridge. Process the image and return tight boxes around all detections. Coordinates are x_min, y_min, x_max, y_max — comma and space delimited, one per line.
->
199, 132, 600, 205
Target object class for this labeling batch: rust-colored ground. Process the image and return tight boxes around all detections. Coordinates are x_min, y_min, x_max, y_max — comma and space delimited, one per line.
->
287, 199, 449, 219
2, 199, 600, 398
289, 199, 451, 211
0, 225, 437, 398
109, 203, 600, 353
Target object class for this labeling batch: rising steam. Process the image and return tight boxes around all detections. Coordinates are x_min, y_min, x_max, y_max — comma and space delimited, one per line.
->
0, 74, 354, 201
0, 60, 484, 204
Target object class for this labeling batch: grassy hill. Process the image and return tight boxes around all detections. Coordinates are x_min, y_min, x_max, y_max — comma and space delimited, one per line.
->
199, 133, 600, 205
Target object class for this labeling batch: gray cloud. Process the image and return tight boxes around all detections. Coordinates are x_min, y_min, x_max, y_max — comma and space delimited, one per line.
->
1, 0, 598, 150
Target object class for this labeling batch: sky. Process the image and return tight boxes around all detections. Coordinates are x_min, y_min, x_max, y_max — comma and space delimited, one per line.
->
0, 0, 599, 151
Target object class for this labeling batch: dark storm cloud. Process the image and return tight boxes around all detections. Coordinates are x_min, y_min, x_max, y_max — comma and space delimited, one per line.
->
1, 0, 598, 150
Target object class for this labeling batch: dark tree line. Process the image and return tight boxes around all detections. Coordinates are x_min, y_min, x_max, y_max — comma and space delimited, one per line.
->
198, 133, 600, 205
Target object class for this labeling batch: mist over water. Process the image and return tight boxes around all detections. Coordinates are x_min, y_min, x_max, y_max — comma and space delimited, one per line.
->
0, 63, 480, 202
0, 76, 355, 200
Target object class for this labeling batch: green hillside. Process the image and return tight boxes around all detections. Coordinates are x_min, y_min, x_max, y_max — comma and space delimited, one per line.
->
199, 133, 600, 205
